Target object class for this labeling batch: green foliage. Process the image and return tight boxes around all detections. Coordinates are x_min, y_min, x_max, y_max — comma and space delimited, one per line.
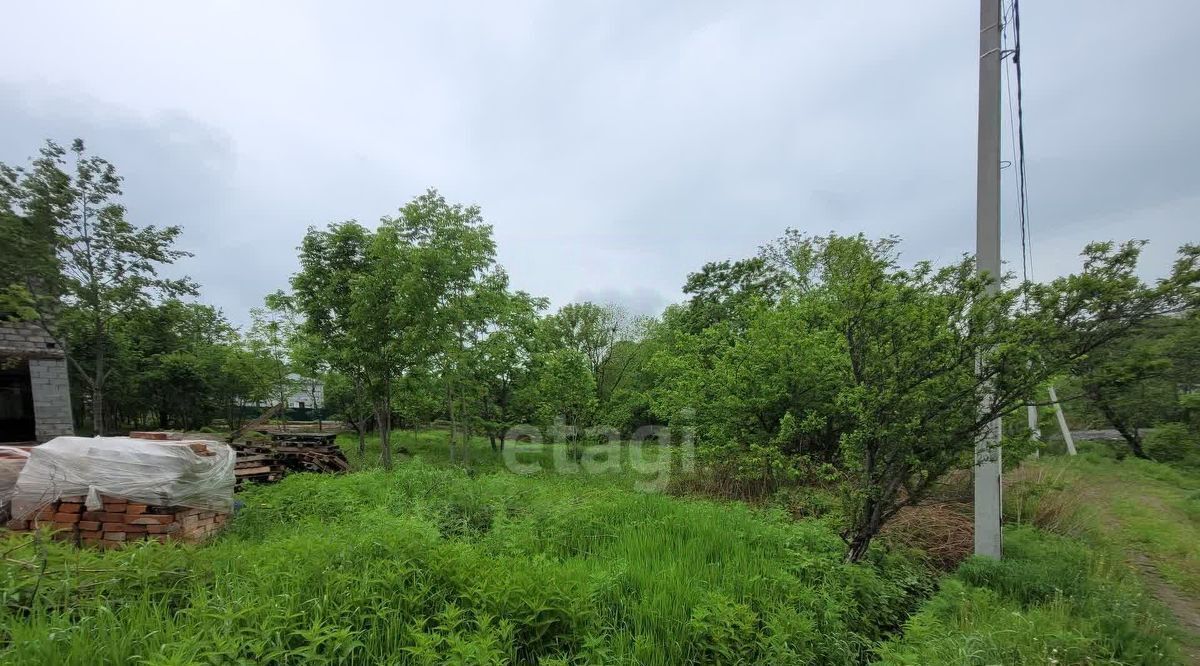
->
291, 190, 512, 468
651, 231, 1200, 560
0, 463, 932, 665
877, 526, 1181, 665
1072, 312, 1200, 458
1146, 422, 1200, 465
525, 348, 597, 439
1, 139, 196, 433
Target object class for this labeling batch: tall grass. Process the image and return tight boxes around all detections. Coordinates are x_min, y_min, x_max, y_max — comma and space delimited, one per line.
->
0, 462, 930, 665
876, 526, 1182, 665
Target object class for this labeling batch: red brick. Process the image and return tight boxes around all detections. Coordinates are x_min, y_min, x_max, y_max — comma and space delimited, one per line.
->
102, 531, 126, 541
129, 431, 170, 440
146, 523, 179, 534
80, 529, 102, 539
52, 513, 80, 524
127, 515, 174, 525
120, 524, 148, 534
5, 519, 28, 530
126, 504, 148, 515
77, 520, 101, 531
57, 503, 83, 514
102, 503, 127, 513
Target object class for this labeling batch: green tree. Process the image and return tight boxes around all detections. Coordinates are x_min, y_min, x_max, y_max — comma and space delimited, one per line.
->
291, 220, 374, 452
1072, 312, 1200, 458
542, 303, 625, 400
0, 139, 194, 434
464, 291, 547, 450
525, 348, 597, 459
679, 256, 786, 334
654, 233, 1199, 561
292, 190, 504, 469
248, 293, 298, 428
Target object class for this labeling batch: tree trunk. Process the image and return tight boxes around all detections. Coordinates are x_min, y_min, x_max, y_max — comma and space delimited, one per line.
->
843, 487, 889, 563
447, 380, 458, 464
279, 388, 288, 432
1095, 395, 1151, 459
489, 434, 497, 452
356, 420, 366, 456
92, 351, 105, 436
377, 404, 393, 470
92, 384, 104, 436
844, 531, 875, 563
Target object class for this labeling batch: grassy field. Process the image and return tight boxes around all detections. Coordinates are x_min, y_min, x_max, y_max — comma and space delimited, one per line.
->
338, 428, 673, 479
0, 432, 1194, 664
1, 460, 929, 664
881, 444, 1200, 665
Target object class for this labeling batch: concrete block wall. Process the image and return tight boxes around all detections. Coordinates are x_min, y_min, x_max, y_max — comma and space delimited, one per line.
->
2, 320, 74, 442
29, 358, 74, 441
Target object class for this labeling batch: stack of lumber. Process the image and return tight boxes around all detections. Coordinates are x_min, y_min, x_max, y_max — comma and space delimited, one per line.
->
4, 494, 228, 548
231, 432, 349, 490
231, 447, 287, 488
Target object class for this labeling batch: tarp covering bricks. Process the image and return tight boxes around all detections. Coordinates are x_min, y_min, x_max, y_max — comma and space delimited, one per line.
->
3, 436, 235, 520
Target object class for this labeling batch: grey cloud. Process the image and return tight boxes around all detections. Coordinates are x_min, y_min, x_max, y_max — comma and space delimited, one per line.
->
573, 287, 671, 320
1, 0, 1196, 327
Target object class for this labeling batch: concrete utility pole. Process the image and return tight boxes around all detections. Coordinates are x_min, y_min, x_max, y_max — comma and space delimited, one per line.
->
974, 0, 1004, 560
1048, 386, 1077, 455
1027, 404, 1041, 459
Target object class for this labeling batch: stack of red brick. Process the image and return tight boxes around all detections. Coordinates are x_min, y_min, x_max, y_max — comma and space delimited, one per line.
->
5, 494, 228, 548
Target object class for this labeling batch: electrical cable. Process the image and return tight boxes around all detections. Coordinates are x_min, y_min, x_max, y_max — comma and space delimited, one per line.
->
1013, 0, 1033, 282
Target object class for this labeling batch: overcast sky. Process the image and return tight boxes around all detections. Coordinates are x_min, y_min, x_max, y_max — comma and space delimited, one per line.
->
2, 1, 1196, 326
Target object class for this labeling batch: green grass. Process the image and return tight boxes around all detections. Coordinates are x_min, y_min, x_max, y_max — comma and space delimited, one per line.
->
4, 432, 1192, 664
339, 428, 676, 490
879, 450, 1200, 665
1044, 448, 1200, 598
876, 526, 1182, 665
0, 461, 930, 665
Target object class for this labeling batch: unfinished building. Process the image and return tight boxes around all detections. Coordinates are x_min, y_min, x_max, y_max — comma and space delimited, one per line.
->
0, 320, 73, 443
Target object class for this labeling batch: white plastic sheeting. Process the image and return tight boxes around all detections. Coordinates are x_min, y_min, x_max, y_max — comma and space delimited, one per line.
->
0, 447, 30, 518
5, 437, 235, 520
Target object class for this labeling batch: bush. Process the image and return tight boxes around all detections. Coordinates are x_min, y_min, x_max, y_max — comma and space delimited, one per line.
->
1145, 422, 1199, 465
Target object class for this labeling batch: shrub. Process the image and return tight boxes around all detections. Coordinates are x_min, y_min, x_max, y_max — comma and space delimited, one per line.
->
1145, 422, 1199, 464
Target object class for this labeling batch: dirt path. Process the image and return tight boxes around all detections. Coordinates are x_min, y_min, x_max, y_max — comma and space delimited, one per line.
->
1068, 466, 1200, 664
1128, 551, 1200, 664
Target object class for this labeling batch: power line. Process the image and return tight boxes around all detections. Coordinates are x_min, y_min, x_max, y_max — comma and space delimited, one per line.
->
1012, 0, 1032, 281
1001, 2, 1025, 284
